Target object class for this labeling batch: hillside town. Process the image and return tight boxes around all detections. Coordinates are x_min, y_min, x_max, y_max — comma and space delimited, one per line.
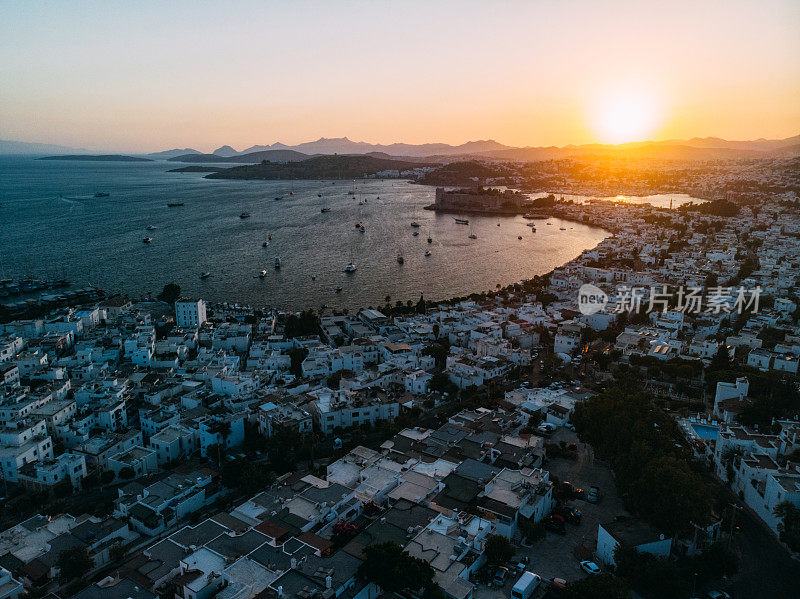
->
1, 192, 800, 599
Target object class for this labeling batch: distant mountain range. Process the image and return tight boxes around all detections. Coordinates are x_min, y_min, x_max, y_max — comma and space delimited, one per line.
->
3, 134, 798, 162
176, 134, 800, 162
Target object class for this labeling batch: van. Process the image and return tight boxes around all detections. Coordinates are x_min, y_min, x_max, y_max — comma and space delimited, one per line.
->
511, 571, 541, 599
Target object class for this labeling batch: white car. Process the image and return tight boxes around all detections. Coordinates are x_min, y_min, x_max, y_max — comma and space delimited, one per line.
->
580, 561, 602, 575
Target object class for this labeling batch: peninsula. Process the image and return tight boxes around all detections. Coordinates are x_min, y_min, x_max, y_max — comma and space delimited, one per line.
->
38, 154, 153, 162
204, 154, 436, 180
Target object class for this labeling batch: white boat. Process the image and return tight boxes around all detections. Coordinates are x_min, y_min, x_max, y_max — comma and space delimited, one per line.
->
311, 274, 316, 280
343, 263, 357, 273
200, 272, 211, 279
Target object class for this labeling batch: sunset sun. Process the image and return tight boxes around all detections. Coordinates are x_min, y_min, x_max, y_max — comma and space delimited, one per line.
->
591, 89, 662, 144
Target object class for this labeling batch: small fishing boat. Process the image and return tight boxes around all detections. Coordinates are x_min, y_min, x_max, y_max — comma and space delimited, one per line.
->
259, 269, 267, 278
335, 286, 343, 293
94, 192, 110, 198
321, 207, 331, 213
311, 274, 316, 280
411, 222, 420, 227
167, 202, 184, 207
343, 263, 357, 273
425, 250, 431, 257
468, 233, 477, 239
274, 258, 282, 269
240, 212, 251, 219
146, 225, 157, 231
427, 237, 432, 243
454, 218, 469, 225
518, 235, 523, 240
142, 237, 152, 243
412, 231, 419, 237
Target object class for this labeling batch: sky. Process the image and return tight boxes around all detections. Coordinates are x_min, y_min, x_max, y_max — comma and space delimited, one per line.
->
1, 0, 798, 153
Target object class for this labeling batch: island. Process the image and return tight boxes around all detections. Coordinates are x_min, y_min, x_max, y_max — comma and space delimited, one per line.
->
204, 154, 436, 180
38, 154, 152, 162
167, 166, 227, 173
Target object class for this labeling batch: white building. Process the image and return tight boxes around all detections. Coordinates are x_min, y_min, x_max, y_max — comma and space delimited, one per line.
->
175, 298, 207, 329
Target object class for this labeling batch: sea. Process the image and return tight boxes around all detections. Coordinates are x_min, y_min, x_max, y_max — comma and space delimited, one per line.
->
0, 156, 694, 311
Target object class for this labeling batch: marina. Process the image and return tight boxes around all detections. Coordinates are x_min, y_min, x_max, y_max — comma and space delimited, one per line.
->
0, 157, 611, 310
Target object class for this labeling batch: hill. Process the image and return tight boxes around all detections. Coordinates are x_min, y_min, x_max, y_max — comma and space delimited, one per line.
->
0, 139, 89, 155
417, 160, 511, 186
204, 154, 435, 180
148, 148, 202, 159
38, 154, 152, 162
168, 149, 312, 163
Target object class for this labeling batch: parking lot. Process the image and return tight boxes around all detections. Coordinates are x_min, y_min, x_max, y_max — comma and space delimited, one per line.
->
472, 427, 629, 597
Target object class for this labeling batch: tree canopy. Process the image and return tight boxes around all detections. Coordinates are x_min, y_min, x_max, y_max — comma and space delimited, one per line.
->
57, 546, 93, 581
572, 383, 713, 535
357, 542, 435, 594
484, 534, 515, 565
157, 282, 181, 305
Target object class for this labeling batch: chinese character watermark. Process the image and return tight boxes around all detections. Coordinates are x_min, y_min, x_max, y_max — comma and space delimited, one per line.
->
577, 284, 762, 315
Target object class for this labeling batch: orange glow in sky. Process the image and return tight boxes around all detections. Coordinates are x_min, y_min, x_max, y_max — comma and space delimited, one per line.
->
0, 1, 798, 152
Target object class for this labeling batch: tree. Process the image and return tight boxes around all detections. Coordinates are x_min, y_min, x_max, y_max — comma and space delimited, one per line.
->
118, 466, 135, 480
358, 542, 435, 594
57, 546, 93, 581
157, 282, 181, 305
422, 343, 449, 369
288, 347, 309, 377
416, 294, 427, 314
484, 534, 514, 565
100, 470, 116, 485
774, 501, 800, 552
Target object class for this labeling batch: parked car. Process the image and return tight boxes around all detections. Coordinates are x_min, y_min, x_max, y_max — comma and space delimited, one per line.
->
543, 515, 566, 535
493, 566, 509, 586
580, 561, 602, 575
706, 591, 731, 599
587, 486, 601, 503
555, 505, 582, 524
